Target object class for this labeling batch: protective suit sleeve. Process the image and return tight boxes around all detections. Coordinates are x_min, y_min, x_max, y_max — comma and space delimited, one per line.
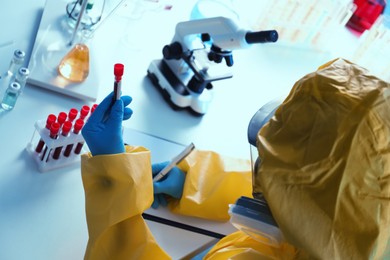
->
168, 149, 253, 221
256, 58, 390, 259
81, 145, 170, 260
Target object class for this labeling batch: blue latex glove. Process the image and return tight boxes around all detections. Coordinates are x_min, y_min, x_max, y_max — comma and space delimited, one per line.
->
82, 92, 133, 156
151, 161, 186, 209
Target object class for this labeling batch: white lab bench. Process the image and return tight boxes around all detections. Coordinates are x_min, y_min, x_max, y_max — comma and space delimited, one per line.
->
0, 0, 361, 259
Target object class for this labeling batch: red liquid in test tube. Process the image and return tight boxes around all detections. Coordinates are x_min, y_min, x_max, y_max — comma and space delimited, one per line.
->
79, 105, 90, 120
113, 63, 124, 101
63, 119, 84, 157
68, 108, 78, 122
52, 121, 73, 160
35, 114, 57, 153
41, 122, 60, 161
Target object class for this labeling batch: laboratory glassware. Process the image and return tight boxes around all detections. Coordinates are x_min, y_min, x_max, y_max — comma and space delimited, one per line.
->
66, 0, 106, 31
14, 67, 30, 93
57, 36, 90, 82
7, 49, 25, 76
1, 82, 21, 110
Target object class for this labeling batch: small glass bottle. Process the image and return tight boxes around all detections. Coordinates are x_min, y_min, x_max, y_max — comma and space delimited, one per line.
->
14, 67, 30, 94
1, 82, 21, 111
7, 49, 26, 76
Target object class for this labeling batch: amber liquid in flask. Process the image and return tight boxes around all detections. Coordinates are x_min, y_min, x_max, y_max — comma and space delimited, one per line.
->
58, 43, 89, 82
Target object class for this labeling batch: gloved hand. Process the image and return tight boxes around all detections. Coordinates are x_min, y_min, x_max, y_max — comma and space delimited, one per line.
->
82, 92, 133, 156
151, 161, 186, 209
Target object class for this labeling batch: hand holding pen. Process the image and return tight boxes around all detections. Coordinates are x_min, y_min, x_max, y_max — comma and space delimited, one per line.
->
153, 143, 195, 182
151, 143, 195, 208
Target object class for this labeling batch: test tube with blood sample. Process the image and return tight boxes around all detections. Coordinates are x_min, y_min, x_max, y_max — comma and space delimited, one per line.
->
41, 122, 61, 161
79, 105, 90, 120
63, 119, 84, 157
35, 114, 57, 153
113, 63, 124, 101
52, 121, 73, 160
57, 112, 67, 125
68, 108, 78, 122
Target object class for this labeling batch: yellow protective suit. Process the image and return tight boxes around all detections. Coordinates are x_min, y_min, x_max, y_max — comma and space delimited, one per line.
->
81, 147, 297, 259
255, 58, 390, 259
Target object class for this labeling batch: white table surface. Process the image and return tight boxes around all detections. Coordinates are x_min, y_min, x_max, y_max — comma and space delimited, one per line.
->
0, 0, 363, 259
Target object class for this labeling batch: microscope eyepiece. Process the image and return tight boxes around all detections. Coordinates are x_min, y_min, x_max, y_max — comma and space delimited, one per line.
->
245, 30, 278, 44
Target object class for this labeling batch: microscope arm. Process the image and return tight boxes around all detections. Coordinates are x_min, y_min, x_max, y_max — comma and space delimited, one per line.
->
172, 16, 278, 53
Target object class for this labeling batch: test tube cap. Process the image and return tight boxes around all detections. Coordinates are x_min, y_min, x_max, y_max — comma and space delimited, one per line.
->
50, 122, 61, 136
68, 108, 78, 121
58, 112, 68, 124
114, 63, 124, 81
80, 105, 90, 118
62, 121, 73, 134
74, 118, 85, 133
91, 104, 98, 113
46, 114, 57, 129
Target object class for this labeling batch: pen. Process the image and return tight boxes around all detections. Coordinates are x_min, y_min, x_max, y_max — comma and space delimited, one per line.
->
153, 142, 195, 182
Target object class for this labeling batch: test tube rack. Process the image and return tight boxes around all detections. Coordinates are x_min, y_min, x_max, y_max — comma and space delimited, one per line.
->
26, 118, 87, 173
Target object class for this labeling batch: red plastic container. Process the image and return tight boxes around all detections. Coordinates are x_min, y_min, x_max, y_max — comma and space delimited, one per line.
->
347, 0, 386, 33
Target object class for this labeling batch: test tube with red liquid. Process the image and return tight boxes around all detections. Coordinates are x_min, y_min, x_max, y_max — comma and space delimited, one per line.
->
52, 121, 73, 160
68, 108, 78, 122
35, 114, 57, 153
41, 122, 60, 161
57, 112, 67, 125
113, 63, 124, 101
79, 105, 90, 120
63, 119, 84, 157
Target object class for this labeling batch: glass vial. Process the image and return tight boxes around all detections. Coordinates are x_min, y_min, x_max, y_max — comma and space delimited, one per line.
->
15, 67, 30, 94
1, 82, 21, 111
7, 49, 26, 76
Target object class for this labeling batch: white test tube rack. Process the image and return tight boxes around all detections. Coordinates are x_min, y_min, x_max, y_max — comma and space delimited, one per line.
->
26, 119, 88, 173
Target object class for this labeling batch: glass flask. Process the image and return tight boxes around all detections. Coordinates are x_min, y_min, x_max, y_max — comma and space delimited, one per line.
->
57, 41, 90, 82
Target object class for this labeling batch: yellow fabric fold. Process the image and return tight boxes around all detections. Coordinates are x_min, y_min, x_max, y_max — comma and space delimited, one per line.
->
169, 149, 253, 221
204, 231, 298, 260
256, 58, 390, 259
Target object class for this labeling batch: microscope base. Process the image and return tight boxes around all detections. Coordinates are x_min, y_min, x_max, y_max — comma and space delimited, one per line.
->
147, 59, 213, 116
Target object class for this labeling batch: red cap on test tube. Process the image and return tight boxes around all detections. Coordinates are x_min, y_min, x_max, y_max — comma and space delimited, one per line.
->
91, 104, 98, 113
36, 114, 57, 153
57, 112, 67, 125
114, 63, 124, 82
62, 121, 73, 136
68, 108, 78, 122
73, 119, 84, 134
45, 114, 57, 129
80, 105, 90, 119
49, 122, 60, 139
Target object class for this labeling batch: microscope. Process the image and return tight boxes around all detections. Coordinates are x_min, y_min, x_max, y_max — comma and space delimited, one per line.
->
147, 16, 278, 115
